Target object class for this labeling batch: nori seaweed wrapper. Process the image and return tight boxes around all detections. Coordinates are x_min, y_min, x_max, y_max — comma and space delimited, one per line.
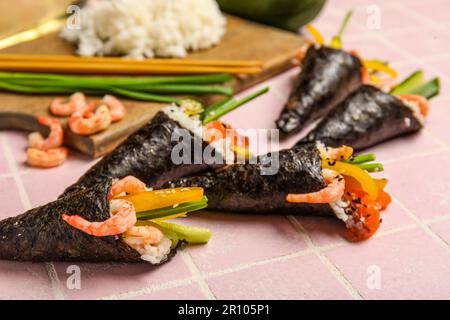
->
300, 85, 423, 150
276, 46, 362, 135
63, 111, 215, 196
0, 179, 180, 263
164, 143, 334, 216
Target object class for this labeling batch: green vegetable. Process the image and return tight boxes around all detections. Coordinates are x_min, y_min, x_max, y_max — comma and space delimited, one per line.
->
390, 70, 440, 99
409, 78, 440, 100
202, 86, 269, 124
136, 196, 208, 221
390, 70, 425, 95
0, 72, 233, 103
217, 0, 326, 32
344, 153, 376, 165
151, 220, 212, 245
330, 10, 353, 49
355, 163, 384, 173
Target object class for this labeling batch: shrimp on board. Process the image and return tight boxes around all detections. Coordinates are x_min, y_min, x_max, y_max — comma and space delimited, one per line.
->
287, 169, 345, 204
28, 116, 64, 151
102, 95, 127, 122
69, 103, 112, 136
26, 147, 68, 168
50, 92, 86, 117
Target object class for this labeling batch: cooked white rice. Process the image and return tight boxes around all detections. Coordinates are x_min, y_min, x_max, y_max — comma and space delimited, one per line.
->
61, 0, 226, 59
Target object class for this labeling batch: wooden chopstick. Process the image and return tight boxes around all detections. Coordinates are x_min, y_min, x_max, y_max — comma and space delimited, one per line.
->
0, 60, 262, 75
0, 54, 263, 68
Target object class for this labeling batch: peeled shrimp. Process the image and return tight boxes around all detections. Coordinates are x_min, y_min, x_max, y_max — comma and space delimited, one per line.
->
50, 92, 86, 117
109, 175, 147, 200
28, 116, 64, 151
62, 199, 137, 237
26, 147, 68, 168
122, 226, 164, 247
287, 169, 345, 204
61, 176, 149, 237
69, 103, 112, 136
102, 95, 127, 122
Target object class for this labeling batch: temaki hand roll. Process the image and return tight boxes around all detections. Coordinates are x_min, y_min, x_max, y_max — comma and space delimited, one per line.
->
300, 71, 440, 150
0, 176, 211, 263
276, 11, 399, 136
164, 143, 392, 241
63, 88, 267, 196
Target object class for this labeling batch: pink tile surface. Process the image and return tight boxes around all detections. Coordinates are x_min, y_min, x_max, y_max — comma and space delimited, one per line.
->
207, 254, 353, 300
132, 284, 206, 300
0, 176, 24, 219
429, 219, 450, 245
183, 212, 307, 273
384, 150, 450, 220
1, 0, 450, 300
54, 254, 192, 300
0, 262, 53, 300
326, 229, 450, 299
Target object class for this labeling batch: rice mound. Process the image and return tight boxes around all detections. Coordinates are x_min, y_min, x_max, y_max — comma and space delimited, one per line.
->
61, 0, 226, 59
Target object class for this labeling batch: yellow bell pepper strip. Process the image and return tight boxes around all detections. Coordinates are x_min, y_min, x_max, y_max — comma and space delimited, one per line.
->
363, 60, 398, 78
119, 187, 204, 213
305, 24, 325, 46
322, 160, 379, 201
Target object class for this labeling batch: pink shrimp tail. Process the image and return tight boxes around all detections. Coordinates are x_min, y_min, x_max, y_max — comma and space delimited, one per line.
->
287, 172, 345, 204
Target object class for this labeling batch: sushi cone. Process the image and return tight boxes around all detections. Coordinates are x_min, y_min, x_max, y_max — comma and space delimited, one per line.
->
276, 46, 362, 135
64, 109, 215, 196
163, 143, 334, 216
299, 85, 423, 150
0, 180, 180, 263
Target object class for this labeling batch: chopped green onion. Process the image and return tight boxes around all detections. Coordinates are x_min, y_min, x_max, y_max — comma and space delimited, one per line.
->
330, 10, 353, 49
390, 70, 424, 95
202, 86, 269, 124
136, 196, 208, 221
344, 153, 376, 164
354, 163, 384, 173
129, 84, 234, 96
409, 78, 440, 100
108, 87, 181, 104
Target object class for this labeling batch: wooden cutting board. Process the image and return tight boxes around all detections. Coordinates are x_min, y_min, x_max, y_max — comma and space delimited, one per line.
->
0, 16, 304, 158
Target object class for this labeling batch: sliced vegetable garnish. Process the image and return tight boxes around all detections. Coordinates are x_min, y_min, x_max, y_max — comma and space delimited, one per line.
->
330, 10, 353, 49
136, 196, 208, 221
306, 24, 325, 46
344, 153, 376, 164
119, 187, 204, 213
354, 163, 384, 173
409, 78, 440, 100
363, 60, 397, 78
140, 220, 212, 249
202, 87, 269, 124
390, 70, 424, 95
322, 160, 379, 201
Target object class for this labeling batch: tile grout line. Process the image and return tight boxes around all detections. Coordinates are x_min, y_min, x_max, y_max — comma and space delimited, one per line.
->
392, 196, 450, 251
0, 134, 66, 300
180, 249, 216, 300
98, 218, 426, 300
286, 216, 364, 300
100, 276, 197, 300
